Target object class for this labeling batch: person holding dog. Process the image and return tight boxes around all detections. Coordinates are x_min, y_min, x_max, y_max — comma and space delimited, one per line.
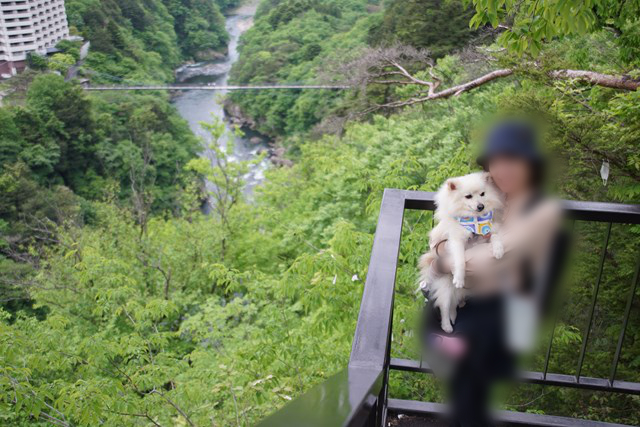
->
423, 120, 563, 427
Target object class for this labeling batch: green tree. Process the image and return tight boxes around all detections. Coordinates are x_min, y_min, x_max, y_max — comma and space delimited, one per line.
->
162, 0, 230, 60
0, 109, 23, 166
186, 118, 264, 259
56, 39, 83, 61
26, 75, 96, 186
229, 0, 371, 136
468, 0, 640, 58
26, 53, 49, 71
48, 53, 76, 74
368, 0, 475, 58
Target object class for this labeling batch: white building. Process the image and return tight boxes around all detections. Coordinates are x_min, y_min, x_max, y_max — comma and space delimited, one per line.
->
0, 0, 69, 77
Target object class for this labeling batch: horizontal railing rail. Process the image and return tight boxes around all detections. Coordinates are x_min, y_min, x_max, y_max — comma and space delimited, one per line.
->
400, 189, 640, 224
389, 358, 640, 394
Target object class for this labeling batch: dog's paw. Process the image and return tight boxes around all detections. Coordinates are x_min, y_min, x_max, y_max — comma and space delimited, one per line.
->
453, 274, 465, 289
449, 311, 457, 325
441, 321, 453, 333
492, 241, 504, 259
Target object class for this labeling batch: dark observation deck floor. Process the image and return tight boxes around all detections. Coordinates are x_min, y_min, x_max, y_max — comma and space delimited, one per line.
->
387, 412, 448, 427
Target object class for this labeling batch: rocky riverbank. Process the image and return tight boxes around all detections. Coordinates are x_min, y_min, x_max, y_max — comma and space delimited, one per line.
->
223, 98, 258, 130
175, 59, 229, 83
223, 99, 292, 167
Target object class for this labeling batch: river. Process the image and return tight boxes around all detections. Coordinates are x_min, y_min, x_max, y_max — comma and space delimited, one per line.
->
172, 2, 268, 196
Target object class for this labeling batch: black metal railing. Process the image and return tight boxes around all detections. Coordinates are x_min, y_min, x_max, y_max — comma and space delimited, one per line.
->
257, 189, 640, 427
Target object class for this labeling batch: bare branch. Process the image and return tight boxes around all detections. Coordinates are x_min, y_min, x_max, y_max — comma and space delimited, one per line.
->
321, 43, 433, 89
37, 411, 70, 427
549, 69, 640, 91
151, 389, 196, 427
387, 59, 433, 87
362, 68, 514, 113
371, 80, 420, 85
361, 66, 638, 113
106, 407, 164, 427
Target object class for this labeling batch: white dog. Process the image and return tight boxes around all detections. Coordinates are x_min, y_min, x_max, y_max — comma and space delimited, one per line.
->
419, 172, 504, 333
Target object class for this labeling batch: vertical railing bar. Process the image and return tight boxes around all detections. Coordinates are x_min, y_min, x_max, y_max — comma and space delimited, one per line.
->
543, 220, 576, 379
543, 314, 558, 379
576, 222, 612, 381
609, 252, 640, 384
377, 373, 388, 427
380, 290, 395, 427
419, 330, 424, 369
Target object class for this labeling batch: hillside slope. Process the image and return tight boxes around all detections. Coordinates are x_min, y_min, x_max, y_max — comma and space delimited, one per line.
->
228, 0, 476, 138
66, 0, 235, 81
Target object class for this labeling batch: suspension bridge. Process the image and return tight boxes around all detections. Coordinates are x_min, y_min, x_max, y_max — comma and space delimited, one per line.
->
83, 84, 352, 91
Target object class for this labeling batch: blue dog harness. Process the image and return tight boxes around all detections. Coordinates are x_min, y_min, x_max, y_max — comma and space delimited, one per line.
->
455, 211, 493, 236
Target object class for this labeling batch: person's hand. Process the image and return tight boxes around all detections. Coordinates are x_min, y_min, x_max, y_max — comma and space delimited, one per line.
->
435, 239, 447, 256
432, 240, 452, 274
428, 333, 467, 358
433, 255, 452, 274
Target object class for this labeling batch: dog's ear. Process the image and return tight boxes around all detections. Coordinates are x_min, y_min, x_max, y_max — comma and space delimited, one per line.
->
447, 179, 457, 191
483, 172, 493, 184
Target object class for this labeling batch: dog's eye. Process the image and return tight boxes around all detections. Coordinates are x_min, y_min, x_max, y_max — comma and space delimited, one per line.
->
480, 192, 485, 197
465, 194, 472, 199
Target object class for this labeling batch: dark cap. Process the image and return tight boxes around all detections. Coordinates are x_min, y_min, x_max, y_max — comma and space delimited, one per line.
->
477, 121, 543, 170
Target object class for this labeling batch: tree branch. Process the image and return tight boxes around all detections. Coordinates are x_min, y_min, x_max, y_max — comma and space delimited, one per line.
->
364, 68, 639, 113
549, 69, 640, 91
151, 390, 196, 427
363, 68, 513, 113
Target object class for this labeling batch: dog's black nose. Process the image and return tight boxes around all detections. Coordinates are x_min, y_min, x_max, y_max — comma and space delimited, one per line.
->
477, 203, 485, 212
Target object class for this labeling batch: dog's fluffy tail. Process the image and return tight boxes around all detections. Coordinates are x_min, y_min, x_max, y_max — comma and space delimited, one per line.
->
417, 251, 437, 295
418, 251, 436, 278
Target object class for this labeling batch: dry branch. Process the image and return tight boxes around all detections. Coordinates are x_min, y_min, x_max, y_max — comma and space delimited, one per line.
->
376, 68, 514, 110
361, 63, 638, 113
324, 44, 639, 123
549, 69, 640, 91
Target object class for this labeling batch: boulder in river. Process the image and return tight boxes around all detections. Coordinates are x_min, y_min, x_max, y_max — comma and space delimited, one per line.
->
269, 146, 293, 167
223, 99, 258, 130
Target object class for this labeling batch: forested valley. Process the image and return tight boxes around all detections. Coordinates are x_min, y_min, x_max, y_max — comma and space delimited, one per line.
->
1, 0, 639, 426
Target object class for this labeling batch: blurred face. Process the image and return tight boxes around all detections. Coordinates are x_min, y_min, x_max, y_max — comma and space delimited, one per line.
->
487, 156, 532, 196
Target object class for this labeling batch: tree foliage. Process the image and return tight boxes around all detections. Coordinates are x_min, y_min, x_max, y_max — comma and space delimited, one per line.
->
162, 0, 234, 60
368, 0, 476, 58
468, 0, 640, 59
3, 82, 639, 424
229, 0, 373, 136
66, 0, 233, 81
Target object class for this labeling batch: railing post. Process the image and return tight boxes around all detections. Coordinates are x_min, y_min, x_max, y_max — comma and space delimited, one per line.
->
349, 189, 406, 369
349, 189, 407, 426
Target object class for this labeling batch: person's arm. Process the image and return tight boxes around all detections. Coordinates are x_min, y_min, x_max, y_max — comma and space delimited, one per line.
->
434, 200, 561, 276
463, 200, 561, 276
426, 239, 450, 274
